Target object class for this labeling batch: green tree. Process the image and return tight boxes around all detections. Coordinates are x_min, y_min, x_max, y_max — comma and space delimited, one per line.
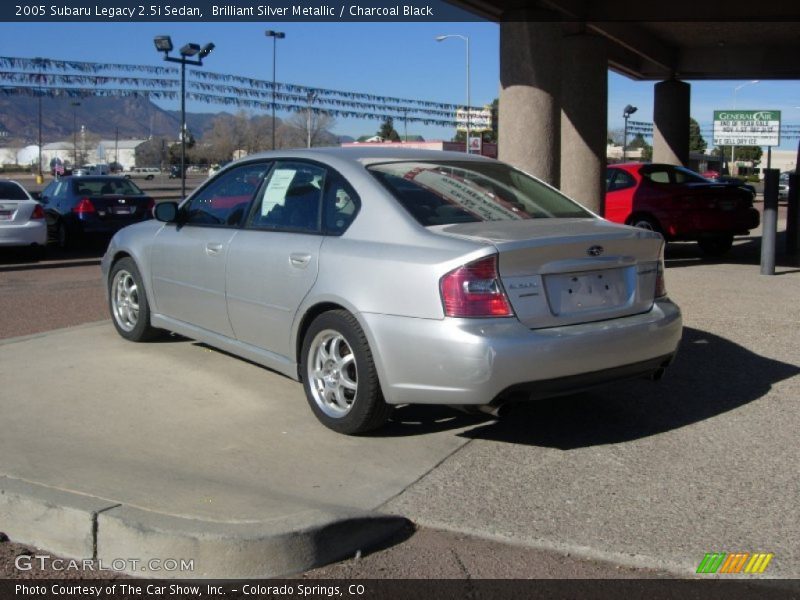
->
712, 146, 763, 163
627, 133, 653, 161
378, 117, 400, 142
689, 118, 707, 153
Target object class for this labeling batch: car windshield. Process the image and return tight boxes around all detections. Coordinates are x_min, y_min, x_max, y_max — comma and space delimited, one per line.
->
369, 161, 592, 226
0, 181, 29, 200
72, 178, 144, 196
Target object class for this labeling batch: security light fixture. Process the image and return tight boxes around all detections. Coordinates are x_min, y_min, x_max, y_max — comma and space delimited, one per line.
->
180, 43, 201, 57
153, 36, 173, 53
199, 43, 215, 58
623, 104, 638, 118
265, 30, 286, 39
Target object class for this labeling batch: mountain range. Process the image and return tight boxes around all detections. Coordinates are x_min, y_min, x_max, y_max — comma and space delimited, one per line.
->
0, 95, 223, 145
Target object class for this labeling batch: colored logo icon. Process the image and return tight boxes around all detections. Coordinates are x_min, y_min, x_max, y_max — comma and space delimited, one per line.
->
696, 552, 773, 574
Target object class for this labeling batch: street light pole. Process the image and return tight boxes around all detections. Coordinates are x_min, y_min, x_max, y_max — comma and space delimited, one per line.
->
265, 30, 285, 150
435, 34, 470, 153
154, 36, 214, 199
623, 104, 637, 162
35, 57, 44, 182
70, 101, 80, 168
731, 80, 759, 175
306, 91, 317, 148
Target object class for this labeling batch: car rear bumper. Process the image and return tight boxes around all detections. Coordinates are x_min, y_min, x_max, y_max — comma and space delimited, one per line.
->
663, 208, 759, 239
361, 298, 682, 406
0, 221, 47, 246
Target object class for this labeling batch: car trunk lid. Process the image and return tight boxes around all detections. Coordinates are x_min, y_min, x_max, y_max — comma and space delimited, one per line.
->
432, 218, 663, 328
86, 195, 153, 220
0, 200, 33, 223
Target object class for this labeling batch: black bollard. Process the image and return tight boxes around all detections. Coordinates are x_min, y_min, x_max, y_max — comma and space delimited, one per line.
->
760, 169, 779, 275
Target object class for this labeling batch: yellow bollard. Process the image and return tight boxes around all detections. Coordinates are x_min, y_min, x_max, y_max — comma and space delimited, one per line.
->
35, 174, 44, 184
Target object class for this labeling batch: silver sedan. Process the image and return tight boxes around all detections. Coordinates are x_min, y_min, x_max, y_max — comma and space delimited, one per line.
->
101, 148, 682, 434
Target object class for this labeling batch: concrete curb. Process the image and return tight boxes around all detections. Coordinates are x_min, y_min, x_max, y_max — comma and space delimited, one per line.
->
0, 476, 410, 578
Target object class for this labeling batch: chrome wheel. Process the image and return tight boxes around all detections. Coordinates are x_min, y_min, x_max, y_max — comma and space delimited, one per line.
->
111, 269, 140, 333
307, 329, 358, 418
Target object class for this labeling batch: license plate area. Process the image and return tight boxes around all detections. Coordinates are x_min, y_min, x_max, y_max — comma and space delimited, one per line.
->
111, 206, 133, 215
544, 268, 630, 316
0, 211, 12, 220
719, 200, 736, 210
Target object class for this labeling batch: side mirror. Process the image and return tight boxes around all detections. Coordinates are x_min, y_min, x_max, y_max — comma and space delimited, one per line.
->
154, 201, 179, 223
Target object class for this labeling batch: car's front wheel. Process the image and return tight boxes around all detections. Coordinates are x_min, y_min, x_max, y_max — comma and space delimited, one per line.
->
109, 257, 161, 342
300, 310, 391, 434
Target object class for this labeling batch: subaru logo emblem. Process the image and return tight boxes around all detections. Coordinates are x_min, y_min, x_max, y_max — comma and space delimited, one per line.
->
587, 245, 604, 256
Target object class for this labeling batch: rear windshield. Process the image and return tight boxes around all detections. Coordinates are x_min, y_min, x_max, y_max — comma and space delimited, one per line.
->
640, 165, 707, 184
369, 161, 592, 226
0, 181, 29, 200
72, 178, 144, 196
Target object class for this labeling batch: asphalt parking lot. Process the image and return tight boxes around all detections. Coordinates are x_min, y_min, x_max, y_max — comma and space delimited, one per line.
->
1, 204, 799, 581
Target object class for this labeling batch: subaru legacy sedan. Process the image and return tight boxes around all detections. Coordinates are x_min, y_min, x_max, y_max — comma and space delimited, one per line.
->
102, 148, 682, 434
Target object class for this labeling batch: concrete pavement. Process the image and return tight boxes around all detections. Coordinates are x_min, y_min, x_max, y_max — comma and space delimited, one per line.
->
386, 237, 800, 577
0, 322, 475, 577
1, 232, 799, 580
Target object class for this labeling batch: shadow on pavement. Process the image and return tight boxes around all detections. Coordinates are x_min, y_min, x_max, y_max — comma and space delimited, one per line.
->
665, 232, 800, 270
456, 326, 799, 449
0, 244, 105, 272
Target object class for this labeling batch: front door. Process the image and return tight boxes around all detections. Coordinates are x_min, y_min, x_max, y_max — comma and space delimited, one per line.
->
149, 161, 271, 337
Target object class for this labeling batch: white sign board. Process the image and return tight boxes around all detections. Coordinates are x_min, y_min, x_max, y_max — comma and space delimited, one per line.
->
456, 107, 492, 132
713, 110, 781, 147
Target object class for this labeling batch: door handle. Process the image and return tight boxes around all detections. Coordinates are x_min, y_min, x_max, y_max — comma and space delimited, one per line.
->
205, 242, 224, 256
289, 253, 312, 268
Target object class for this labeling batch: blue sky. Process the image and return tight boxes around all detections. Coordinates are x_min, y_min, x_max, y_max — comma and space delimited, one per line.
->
2, 21, 800, 148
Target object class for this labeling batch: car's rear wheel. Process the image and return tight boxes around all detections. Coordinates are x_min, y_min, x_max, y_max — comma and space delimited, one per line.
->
56, 220, 71, 250
698, 234, 734, 257
301, 310, 391, 434
109, 257, 161, 342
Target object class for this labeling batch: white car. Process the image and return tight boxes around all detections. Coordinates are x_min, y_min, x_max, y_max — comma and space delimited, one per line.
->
0, 180, 47, 255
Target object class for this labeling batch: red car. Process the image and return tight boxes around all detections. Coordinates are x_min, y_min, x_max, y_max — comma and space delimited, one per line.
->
605, 163, 759, 256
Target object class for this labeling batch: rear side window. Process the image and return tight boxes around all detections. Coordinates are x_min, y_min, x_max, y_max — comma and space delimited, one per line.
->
640, 165, 706, 184
72, 178, 144, 196
369, 161, 591, 226
607, 169, 636, 192
0, 181, 29, 200
247, 161, 326, 233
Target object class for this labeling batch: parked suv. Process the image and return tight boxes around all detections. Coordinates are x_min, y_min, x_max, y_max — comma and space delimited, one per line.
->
125, 167, 160, 181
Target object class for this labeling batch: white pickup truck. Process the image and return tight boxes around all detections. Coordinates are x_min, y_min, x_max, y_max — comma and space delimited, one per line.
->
124, 167, 161, 180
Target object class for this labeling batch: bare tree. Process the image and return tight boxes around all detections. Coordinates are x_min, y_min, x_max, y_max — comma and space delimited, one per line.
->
279, 110, 337, 149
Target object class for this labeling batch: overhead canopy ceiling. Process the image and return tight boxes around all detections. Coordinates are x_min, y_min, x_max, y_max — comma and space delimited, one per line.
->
450, 0, 800, 80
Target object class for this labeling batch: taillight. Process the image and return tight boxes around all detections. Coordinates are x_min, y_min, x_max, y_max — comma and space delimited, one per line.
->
440, 255, 514, 318
30, 204, 45, 219
655, 244, 667, 298
72, 197, 95, 214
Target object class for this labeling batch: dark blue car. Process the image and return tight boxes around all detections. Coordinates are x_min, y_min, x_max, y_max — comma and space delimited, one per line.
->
40, 176, 155, 248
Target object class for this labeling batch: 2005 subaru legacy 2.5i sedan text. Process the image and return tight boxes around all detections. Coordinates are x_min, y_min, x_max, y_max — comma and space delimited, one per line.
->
101, 148, 682, 434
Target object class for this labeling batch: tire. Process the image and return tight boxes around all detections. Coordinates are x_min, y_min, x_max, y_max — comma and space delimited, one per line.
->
698, 234, 734, 257
108, 257, 161, 342
56, 220, 71, 250
628, 215, 662, 234
300, 310, 392, 434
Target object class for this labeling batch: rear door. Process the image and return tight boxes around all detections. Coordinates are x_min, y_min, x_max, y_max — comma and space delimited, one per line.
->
150, 162, 270, 337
